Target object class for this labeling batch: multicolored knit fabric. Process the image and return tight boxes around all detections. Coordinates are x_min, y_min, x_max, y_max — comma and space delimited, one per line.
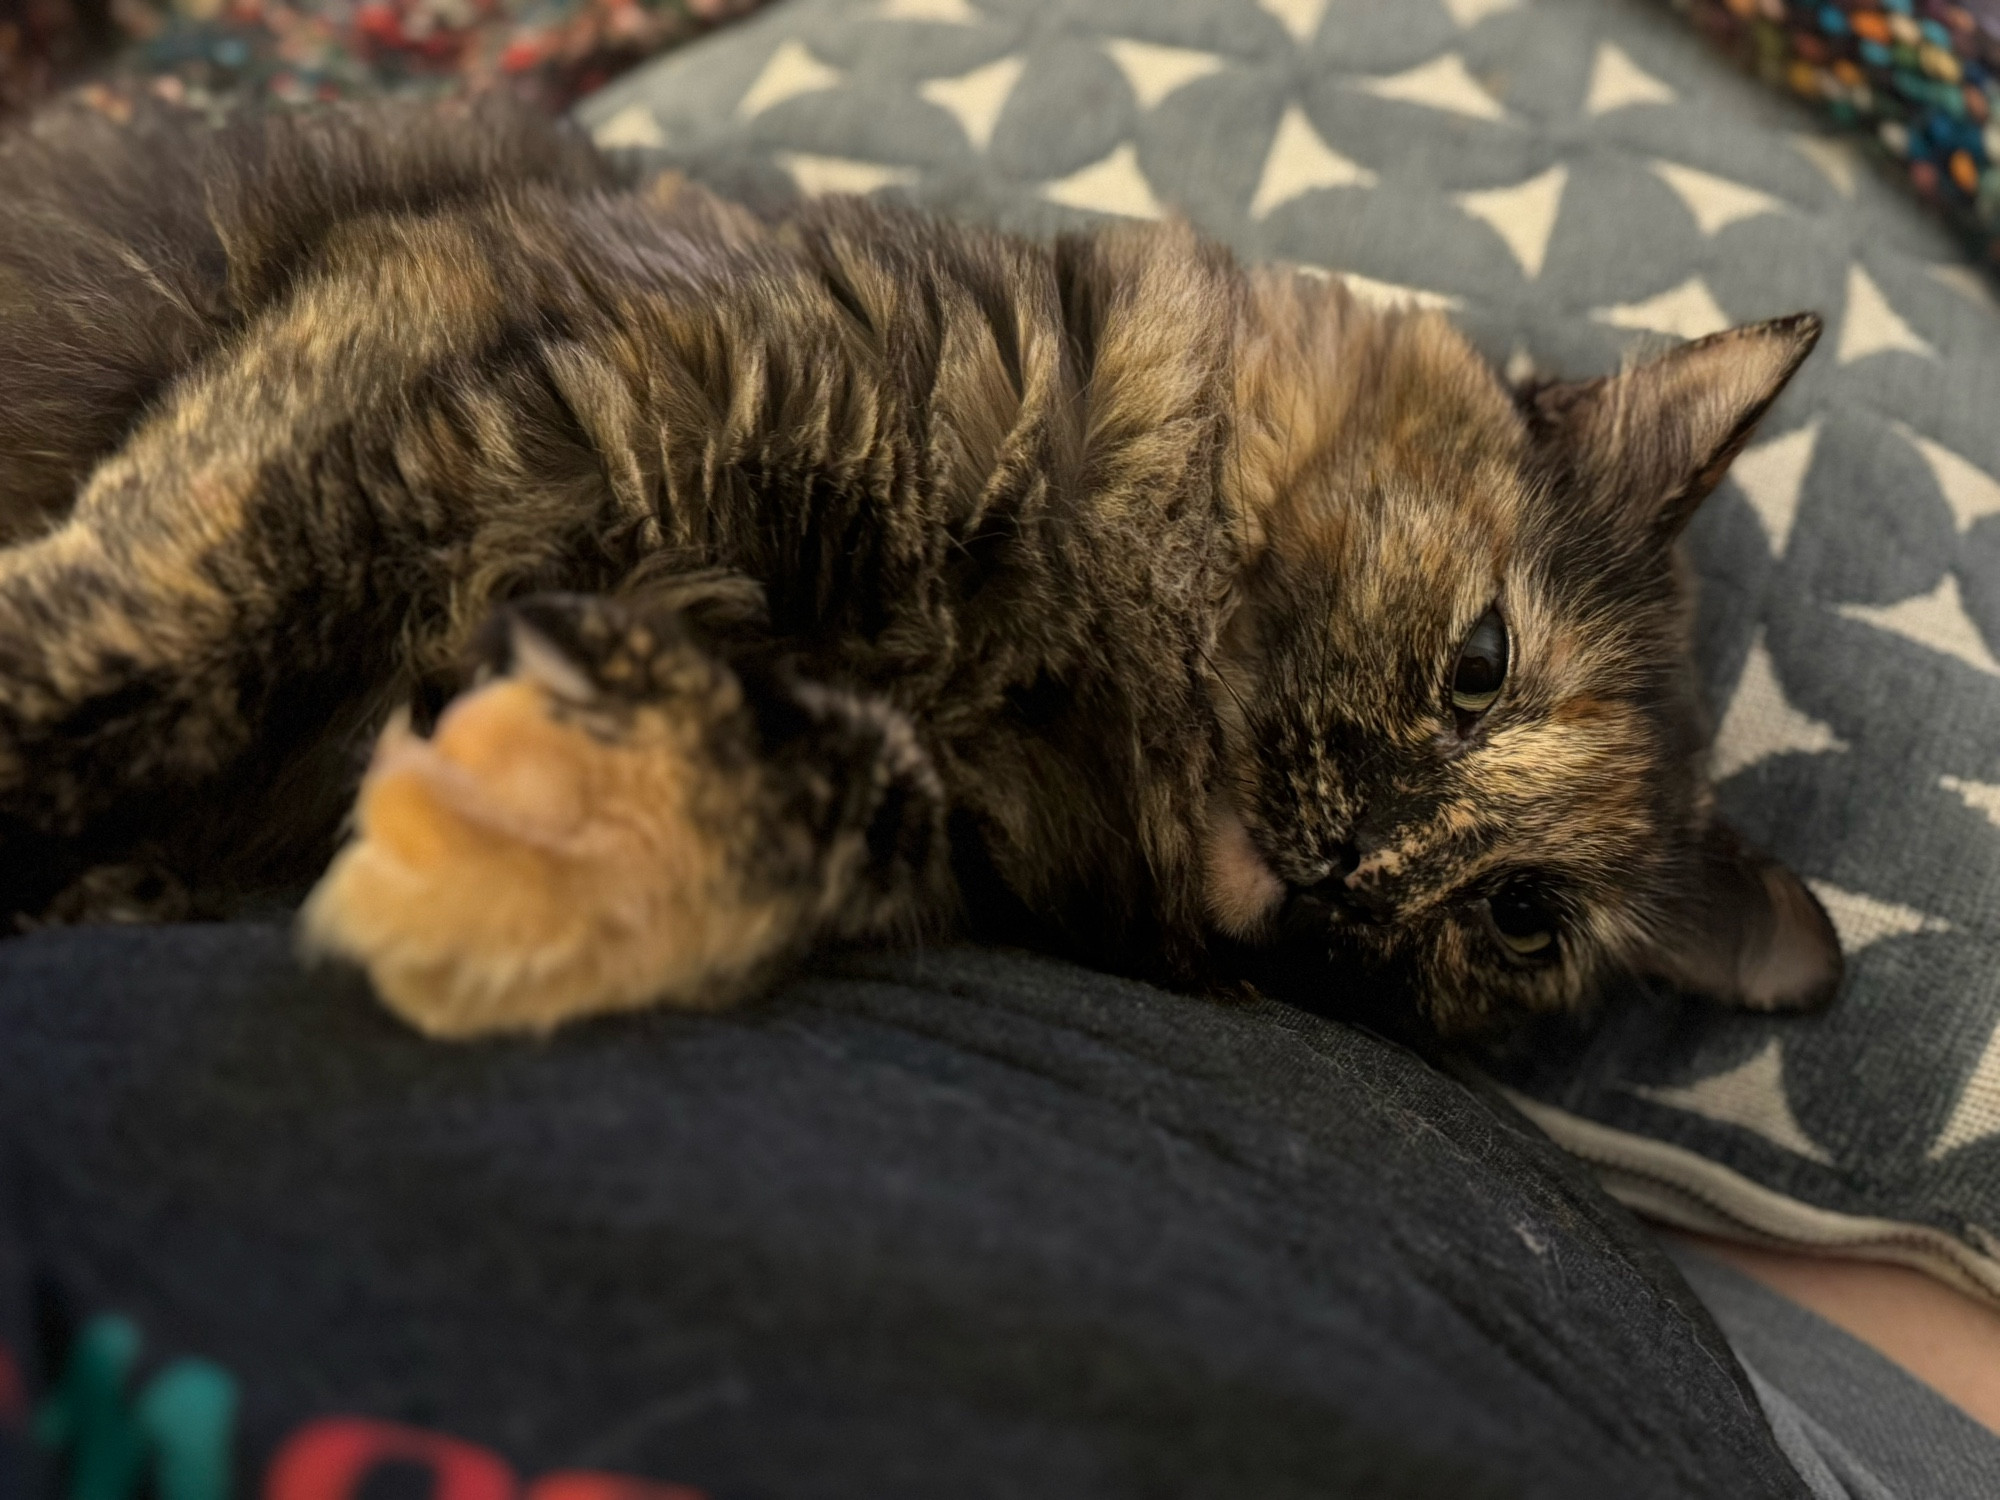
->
1, 0, 764, 121
1673, 0, 2000, 266
0, 0, 115, 117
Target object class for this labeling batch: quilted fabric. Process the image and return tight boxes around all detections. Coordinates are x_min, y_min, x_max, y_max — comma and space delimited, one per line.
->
577, 0, 2000, 1300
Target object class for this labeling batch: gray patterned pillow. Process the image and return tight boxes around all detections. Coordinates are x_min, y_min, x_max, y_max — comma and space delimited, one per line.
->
576, 0, 2000, 1302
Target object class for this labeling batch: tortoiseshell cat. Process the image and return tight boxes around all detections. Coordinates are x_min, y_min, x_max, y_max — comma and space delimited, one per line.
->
0, 100, 1841, 1038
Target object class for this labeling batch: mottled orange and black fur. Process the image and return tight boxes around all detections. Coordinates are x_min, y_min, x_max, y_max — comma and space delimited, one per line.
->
0, 100, 1841, 1037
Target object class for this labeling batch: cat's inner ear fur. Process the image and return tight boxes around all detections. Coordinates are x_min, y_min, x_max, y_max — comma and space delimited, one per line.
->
1643, 822, 1843, 1012
1523, 313, 1822, 543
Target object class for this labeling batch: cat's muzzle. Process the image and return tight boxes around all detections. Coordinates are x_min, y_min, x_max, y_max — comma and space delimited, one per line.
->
1284, 843, 1391, 928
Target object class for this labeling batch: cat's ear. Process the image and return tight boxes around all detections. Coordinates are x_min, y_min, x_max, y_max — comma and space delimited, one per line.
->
1523, 313, 1821, 543
1642, 821, 1843, 1011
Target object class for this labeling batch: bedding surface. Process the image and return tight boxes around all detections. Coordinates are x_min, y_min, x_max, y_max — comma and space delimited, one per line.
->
577, 0, 2000, 1300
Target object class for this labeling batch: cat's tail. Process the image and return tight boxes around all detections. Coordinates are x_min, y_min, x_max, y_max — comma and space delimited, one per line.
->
0, 96, 612, 545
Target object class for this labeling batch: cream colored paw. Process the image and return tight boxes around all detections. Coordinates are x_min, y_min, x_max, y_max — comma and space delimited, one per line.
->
301, 670, 791, 1038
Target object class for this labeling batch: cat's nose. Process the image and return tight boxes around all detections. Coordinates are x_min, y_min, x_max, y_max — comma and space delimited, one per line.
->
1299, 844, 1383, 921
1339, 881, 1396, 917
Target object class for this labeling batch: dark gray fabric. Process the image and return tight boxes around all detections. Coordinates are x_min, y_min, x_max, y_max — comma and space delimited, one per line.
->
0, 1132, 29, 1499
1744, 1373, 1900, 1500
0, 923, 1812, 1498
575, 0, 2000, 1290
1663, 1241, 2000, 1500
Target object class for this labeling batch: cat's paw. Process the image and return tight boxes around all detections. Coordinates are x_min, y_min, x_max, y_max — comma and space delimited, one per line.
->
301, 599, 797, 1038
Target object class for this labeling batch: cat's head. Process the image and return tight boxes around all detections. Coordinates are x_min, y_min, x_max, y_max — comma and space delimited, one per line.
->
1212, 271, 1840, 1034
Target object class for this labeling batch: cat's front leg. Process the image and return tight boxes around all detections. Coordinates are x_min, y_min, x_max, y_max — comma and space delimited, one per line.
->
302, 593, 949, 1037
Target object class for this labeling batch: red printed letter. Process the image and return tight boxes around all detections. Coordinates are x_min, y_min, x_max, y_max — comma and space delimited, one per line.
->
0, 1343, 24, 1428
526, 1475, 708, 1500
265, 1417, 516, 1500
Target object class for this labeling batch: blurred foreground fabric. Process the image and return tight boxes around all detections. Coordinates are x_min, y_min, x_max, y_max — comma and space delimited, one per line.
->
0, 925, 1814, 1498
0, 0, 766, 119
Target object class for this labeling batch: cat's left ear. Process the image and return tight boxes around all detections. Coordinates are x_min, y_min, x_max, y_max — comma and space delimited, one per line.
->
1642, 821, 1843, 1012
1523, 313, 1821, 543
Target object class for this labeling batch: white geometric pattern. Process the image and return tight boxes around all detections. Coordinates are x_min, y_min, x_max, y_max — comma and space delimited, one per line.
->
1591, 276, 1730, 340
1839, 574, 2000, 678
1730, 421, 1818, 556
1251, 107, 1375, 219
1331, 270, 1461, 312
1807, 879, 1950, 953
777, 153, 917, 198
1711, 632, 1846, 782
1457, 165, 1566, 278
878, 0, 980, 19
921, 56, 1025, 150
1634, 1042, 1831, 1163
1929, 263, 1996, 308
1360, 54, 1507, 121
1891, 422, 2000, 534
1583, 42, 1676, 115
1791, 132, 1859, 196
1941, 774, 2000, 828
737, 40, 842, 119
1931, 1023, 2000, 1159
1103, 39, 1225, 110
1291, 263, 1459, 311
1837, 263, 1935, 363
1258, 0, 1327, 43
591, 104, 667, 151
1041, 144, 1164, 219
1444, 0, 1520, 24
1649, 161, 1784, 236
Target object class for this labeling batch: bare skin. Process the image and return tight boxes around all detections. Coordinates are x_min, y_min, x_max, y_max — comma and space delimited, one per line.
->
1668, 1231, 2000, 1437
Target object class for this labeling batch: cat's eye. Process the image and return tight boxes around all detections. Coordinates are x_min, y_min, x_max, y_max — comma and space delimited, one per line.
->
1451, 606, 1509, 720
1487, 883, 1557, 961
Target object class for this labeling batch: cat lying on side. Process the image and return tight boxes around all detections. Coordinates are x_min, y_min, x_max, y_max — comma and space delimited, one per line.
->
0, 101, 1840, 1038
